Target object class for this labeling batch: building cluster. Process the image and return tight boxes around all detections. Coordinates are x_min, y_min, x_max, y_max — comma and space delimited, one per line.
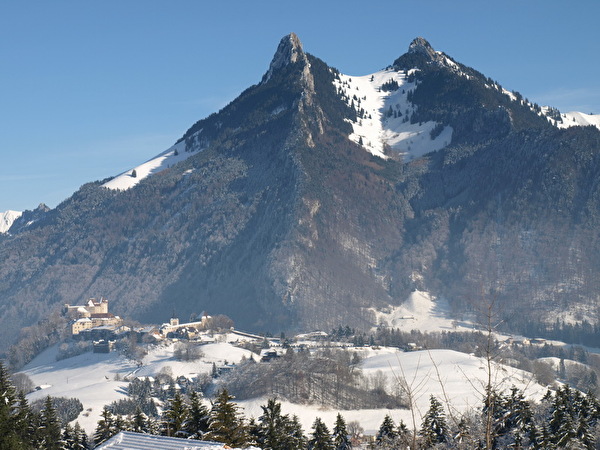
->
65, 298, 124, 337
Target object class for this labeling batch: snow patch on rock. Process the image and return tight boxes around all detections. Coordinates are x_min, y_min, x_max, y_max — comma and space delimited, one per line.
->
334, 69, 452, 160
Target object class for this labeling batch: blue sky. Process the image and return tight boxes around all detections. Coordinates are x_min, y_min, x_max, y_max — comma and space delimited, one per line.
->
1, 1, 599, 212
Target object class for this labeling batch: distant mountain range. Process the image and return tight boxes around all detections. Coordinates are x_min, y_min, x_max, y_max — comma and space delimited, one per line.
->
2, 34, 600, 354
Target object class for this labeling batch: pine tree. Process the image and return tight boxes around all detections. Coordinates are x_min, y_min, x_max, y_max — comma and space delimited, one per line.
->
419, 395, 449, 448
162, 391, 188, 438
309, 417, 334, 450
131, 406, 149, 433
283, 415, 307, 450
184, 391, 210, 439
0, 362, 25, 450
38, 396, 63, 450
375, 414, 397, 448
72, 422, 88, 450
206, 389, 249, 447
257, 398, 287, 450
332, 413, 351, 450
62, 423, 76, 449
94, 406, 116, 447
14, 391, 36, 447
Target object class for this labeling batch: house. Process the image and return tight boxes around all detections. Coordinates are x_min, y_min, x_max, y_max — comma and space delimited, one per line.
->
159, 314, 212, 338
96, 431, 259, 449
64, 297, 109, 318
65, 298, 123, 337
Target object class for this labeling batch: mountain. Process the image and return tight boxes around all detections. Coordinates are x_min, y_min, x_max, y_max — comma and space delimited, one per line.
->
0, 210, 22, 234
2, 34, 600, 356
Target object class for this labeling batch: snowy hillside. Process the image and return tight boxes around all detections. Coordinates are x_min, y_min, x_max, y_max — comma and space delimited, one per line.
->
557, 111, 600, 130
0, 209, 22, 233
22, 339, 255, 434
368, 290, 474, 333
22, 337, 546, 436
103, 129, 207, 191
334, 69, 452, 160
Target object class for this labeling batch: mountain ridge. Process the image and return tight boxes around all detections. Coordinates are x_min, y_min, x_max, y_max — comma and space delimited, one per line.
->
1, 34, 600, 356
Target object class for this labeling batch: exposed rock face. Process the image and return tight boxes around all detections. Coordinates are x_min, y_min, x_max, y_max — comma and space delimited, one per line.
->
408, 37, 438, 60
262, 32, 306, 83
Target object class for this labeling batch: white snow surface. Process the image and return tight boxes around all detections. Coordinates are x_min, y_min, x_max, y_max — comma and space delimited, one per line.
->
103, 130, 206, 191
22, 334, 547, 437
22, 340, 256, 434
556, 111, 600, 130
334, 69, 452, 160
239, 347, 545, 435
0, 209, 22, 233
369, 290, 474, 333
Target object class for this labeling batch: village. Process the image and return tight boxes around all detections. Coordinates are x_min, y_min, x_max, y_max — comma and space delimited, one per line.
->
62, 297, 339, 360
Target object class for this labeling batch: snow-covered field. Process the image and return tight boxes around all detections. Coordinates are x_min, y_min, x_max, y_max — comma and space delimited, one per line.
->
22, 336, 546, 436
369, 290, 475, 333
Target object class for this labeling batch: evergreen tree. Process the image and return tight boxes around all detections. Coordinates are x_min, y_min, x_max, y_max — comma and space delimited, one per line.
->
72, 422, 88, 450
283, 415, 307, 450
375, 414, 397, 448
94, 406, 117, 447
62, 423, 76, 449
332, 413, 351, 450
161, 391, 188, 438
131, 406, 149, 433
14, 391, 36, 447
309, 417, 334, 450
206, 389, 248, 447
257, 398, 287, 450
0, 362, 26, 450
184, 391, 210, 439
419, 395, 449, 448
38, 396, 63, 450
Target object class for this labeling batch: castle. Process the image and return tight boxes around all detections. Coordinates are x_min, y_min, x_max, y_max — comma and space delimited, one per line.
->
64, 298, 123, 336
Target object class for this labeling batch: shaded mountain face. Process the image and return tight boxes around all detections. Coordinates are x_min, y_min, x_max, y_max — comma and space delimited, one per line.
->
2, 35, 600, 353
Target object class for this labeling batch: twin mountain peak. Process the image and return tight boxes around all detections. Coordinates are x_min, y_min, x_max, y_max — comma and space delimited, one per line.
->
1, 34, 599, 355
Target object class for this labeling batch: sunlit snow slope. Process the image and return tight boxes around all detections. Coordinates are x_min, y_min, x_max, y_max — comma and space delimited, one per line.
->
334, 69, 452, 160
103, 129, 207, 191
0, 210, 22, 233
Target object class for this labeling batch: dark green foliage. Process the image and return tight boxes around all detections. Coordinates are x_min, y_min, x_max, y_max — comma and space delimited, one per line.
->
255, 398, 307, 450
31, 396, 83, 426
184, 391, 210, 439
332, 413, 351, 450
161, 391, 188, 438
205, 389, 249, 447
309, 417, 334, 450
94, 406, 117, 447
38, 396, 63, 450
0, 362, 29, 449
379, 79, 399, 92
419, 396, 449, 448
375, 414, 397, 448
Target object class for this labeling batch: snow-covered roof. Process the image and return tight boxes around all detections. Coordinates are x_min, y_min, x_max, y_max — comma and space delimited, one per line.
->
97, 431, 257, 449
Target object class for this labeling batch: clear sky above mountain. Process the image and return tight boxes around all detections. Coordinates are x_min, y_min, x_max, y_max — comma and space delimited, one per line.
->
1, 0, 599, 212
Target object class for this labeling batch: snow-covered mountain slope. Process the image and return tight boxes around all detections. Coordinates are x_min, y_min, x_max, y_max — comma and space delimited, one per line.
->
334, 69, 452, 160
0, 209, 22, 233
557, 111, 600, 130
103, 131, 206, 191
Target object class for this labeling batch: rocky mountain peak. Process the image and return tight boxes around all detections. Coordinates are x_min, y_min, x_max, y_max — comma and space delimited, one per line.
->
262, 32, 306, 83
408, 37, 437, 58
392, 36, 444, 69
